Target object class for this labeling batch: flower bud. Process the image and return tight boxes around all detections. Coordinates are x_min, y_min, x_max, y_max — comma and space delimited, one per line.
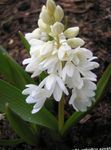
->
46, 0, 56, 14
51, 22, 64, 35
54, 5, 64, 22
64, 27, 79, 38
40, 5, 53, 25
67, 38, 85, 48
38, 19, 51, 33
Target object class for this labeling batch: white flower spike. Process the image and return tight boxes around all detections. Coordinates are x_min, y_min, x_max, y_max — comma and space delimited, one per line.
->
22, 0, 99, 114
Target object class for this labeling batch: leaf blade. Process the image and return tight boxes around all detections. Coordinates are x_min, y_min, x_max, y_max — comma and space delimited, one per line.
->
18, 31, 30, 52
0, 139, 24, 146
6, 104, 38, 145
0, 79, 58, 131
0, 45, 34, 90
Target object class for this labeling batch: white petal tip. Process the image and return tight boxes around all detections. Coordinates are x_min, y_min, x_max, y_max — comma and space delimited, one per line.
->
31, 109, 40, 114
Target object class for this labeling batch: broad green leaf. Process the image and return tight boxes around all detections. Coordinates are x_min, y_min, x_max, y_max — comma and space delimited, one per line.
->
0, 46, 34, 89
19, 31, 30, 52
0, 79, 58, 131
0, 139, 24, 145
6, 105, 38, 145
62, 64, 111, 136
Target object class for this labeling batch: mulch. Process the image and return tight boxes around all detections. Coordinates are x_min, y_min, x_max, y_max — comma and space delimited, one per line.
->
0, 0, 111, 149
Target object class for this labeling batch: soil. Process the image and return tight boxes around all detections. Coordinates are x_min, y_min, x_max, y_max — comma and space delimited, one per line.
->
0, 0, 111, 149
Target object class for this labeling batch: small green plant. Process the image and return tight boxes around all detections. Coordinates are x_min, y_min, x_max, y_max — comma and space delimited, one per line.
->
0, 0, 111, 146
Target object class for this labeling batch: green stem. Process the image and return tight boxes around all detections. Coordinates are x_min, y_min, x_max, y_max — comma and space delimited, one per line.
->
58, 95, 64, 134
56, 34, 64, 134
56, 36, 60, 48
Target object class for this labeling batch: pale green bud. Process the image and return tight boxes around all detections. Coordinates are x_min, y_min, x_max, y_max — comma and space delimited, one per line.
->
54, 5, 64, 22
64, 27, 79, 38
51, 22, 64, 35
38, 19, 51, 33
40, 5, 53, 25
67, 38, 85, 48
46, 0, 56, 14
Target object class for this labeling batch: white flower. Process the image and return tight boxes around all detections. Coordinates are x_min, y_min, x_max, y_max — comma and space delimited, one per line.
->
29, 39, 44, 56
23, 40, 55, 77
39, 74, 69, 101
23, 57, 42, 78
40, 41, 54, 56
62, 61, 83, 89
72, 47, 93, 63
61, 46, 99, 89
69, 80, 96, 112
22, 84, 49, 113
25, 28, 48, 42
58, 43, 71, 61
62, 61, 74, 80
71, 47, 99, 81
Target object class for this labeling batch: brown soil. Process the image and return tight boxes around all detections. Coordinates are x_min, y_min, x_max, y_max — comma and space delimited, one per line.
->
0, 0, 111, 149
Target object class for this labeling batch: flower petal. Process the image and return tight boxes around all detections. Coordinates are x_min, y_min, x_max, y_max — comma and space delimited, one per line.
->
56, 76, 69, 95
53, 84, 62, 101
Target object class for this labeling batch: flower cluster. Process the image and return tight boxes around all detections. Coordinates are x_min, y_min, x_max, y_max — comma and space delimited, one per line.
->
22, 0, 99, 114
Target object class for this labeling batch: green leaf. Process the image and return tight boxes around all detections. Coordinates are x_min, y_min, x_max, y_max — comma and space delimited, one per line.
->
62, 64, 111, 136
39, 72, 47, 82
0, 139, 24, 146
0, 46, 34, 90
6, 104, 38, 145
95, 64, 111, 102
0, 79, 58, 131
19, 31, 30, 52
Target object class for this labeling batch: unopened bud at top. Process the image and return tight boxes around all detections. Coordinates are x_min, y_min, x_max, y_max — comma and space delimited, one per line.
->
46, 0, 56, 14
64, 27, 79, 38
51, 22, 64, 36
54, 5, 64, 22
40, 5, 54, 25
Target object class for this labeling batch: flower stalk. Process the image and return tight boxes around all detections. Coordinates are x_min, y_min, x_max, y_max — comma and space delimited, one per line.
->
58, 95, 64, 134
